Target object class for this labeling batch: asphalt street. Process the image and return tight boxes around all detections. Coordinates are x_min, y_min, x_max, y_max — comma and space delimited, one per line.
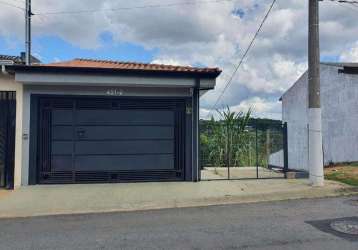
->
0, 196, 357, 250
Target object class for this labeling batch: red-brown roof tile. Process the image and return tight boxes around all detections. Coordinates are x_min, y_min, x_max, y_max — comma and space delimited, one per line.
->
44, 58, 221, 75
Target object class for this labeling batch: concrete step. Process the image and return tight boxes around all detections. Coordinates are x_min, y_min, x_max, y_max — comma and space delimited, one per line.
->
285, 171, 309, 179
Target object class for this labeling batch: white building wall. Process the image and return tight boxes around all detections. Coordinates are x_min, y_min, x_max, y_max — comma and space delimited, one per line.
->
320, 64, 358, 164
282, 71, 309, 171
282, 64, 358, 171
268, 149, 284, 168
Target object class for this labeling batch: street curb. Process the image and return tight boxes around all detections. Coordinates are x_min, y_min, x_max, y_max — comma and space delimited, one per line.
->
1, 186, 357, 219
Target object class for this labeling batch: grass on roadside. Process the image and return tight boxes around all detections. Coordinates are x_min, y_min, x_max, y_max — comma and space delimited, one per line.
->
325, 164, 358, 186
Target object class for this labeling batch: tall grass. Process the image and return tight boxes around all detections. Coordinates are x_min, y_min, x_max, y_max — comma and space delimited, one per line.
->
200, 107, 252, 168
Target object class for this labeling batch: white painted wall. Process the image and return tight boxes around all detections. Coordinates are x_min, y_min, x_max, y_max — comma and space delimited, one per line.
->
281, 71, 309, 171
268, 149, 284, 168
320, 65, 358, 164
281, 64, 358, 171
0, 74, 23, 187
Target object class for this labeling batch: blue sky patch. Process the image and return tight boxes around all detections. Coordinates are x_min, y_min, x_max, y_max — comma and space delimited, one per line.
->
232, 8, 245, 18
321, 54, 340, 62
0, 36, 23, 57
0, 33, 158, 64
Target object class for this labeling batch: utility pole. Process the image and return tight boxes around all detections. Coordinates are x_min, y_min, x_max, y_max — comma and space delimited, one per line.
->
25, 0, 32, 65
308, 0, 324, 186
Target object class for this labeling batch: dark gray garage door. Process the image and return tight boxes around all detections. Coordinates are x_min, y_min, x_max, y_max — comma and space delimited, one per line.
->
37, 97, 186, 184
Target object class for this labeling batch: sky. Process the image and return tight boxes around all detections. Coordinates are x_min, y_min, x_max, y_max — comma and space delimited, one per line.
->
1, 0, 358, 120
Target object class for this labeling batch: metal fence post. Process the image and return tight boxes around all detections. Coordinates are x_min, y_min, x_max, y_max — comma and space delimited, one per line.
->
266, 128, 270, 168
283, 122, 289, 173
256, 119, 259, 179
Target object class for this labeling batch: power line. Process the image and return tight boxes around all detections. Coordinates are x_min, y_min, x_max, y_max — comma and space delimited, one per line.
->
343, 1, 358, 8
323, 0, 358, 7
207, 0, 277, 118
34, 0, 235, 16
324, 0, 358, 12
0, 0, 25, 11
327, 0, 358, 4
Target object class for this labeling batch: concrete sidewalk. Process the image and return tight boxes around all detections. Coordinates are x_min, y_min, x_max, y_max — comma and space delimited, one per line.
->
0, 179, 357, 219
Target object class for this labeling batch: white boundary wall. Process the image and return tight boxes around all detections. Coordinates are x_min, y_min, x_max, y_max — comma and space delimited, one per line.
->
268, 149, 284, 168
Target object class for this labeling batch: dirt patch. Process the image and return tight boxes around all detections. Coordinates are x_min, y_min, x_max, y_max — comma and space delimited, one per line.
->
325, 165, 358, 186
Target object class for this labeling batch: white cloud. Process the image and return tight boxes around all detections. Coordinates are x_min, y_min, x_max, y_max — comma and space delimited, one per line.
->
200, 96, 281, 120
151, 58, 191, 67
340, 41, 358, 62
231, 97, 281, 119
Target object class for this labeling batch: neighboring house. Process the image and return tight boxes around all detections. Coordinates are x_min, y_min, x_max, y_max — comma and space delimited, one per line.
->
276, 63, 358, 172
0, 58, 221, 189
0, 53, 41, 66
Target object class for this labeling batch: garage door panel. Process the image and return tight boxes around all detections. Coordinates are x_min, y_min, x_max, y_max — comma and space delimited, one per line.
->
52, 126, 175, 141
51, 156, 73, 171
75, 140, 174, 155
52, 141, 73, 155
52, 110, 73, 125
52, 126, 73, 140
75, 155, 174, 171
76, 126, 174, 140
76, 110, 174, 125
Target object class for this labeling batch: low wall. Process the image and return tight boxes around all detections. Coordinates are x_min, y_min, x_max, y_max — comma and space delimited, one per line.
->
268, 150, 284, 168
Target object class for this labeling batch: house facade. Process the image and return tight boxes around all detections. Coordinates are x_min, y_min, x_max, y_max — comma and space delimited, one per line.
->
281, 63, 358, 171
0, 58, 221, 188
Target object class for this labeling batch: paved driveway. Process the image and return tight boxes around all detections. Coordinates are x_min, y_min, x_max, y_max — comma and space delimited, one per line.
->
0, 196, 357, 249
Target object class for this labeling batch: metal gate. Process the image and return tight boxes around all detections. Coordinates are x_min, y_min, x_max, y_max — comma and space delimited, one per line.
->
37, 96, 186, 184
200, 120, 288, 180
0, 92, 16, 189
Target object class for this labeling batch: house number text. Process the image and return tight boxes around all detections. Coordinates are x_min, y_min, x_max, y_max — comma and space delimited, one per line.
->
106, 89, 124, 96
